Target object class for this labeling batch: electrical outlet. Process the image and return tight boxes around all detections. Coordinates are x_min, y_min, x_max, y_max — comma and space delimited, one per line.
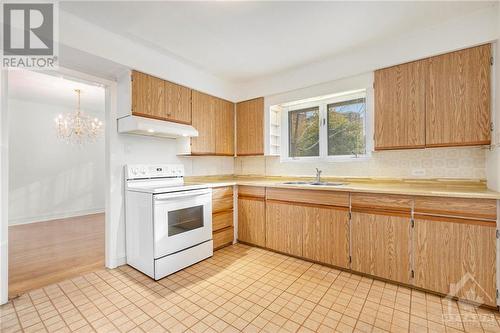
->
411, 169, 426, 177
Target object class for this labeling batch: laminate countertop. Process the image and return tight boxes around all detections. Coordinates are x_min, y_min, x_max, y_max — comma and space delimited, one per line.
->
184, 176, 500, 200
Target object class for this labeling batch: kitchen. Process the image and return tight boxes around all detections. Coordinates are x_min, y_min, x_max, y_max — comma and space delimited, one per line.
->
1, 2, 500, 333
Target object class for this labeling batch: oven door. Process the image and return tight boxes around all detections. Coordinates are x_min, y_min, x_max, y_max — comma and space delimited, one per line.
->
153, 188, 212, 259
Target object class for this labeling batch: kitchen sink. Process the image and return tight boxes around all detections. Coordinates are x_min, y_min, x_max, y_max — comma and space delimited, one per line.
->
282, 181, 347, 186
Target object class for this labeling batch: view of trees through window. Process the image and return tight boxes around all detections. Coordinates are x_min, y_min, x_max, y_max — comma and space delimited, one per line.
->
288, 107, 319, 157
327, 98, 366, 156
287, 96, 366, 158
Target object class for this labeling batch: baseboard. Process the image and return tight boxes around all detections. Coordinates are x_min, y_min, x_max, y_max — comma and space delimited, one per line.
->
9, 208, 105, 226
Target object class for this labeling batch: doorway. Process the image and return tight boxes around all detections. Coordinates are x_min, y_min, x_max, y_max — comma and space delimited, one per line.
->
7, 70, 106, 298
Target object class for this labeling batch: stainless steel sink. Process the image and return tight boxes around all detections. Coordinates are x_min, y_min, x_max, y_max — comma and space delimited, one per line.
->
310, 182, 347, 186
282, 181, 347, 186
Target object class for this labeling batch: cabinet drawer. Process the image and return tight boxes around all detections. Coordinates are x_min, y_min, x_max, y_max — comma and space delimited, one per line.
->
266, 188, 349, 207
351, 193, 413, 212
238, 185, 265, 198
213, 211, 233, 232
212, 197, 233, 214
212, 186, 233, 200
414, 196, 497, 220
213, 227, 234, 250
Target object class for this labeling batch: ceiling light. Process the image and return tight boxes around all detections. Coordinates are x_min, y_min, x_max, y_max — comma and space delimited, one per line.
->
55, 89, 103, 145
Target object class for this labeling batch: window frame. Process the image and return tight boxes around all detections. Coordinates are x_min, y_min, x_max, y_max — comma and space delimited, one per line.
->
281, 89, 370, 162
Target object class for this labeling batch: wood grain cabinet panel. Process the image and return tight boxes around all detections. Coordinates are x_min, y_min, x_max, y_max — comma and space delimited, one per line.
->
374, 60, 426, 150
265, 201, 304, 257
132, 71, 166, 120
413, 216, 496, 306
213, 211, 233, 232
351, 211, 411, 284
191, 90, 216, 154
414, 196, 497, 220
164, 80, 191, 124
213, 227, 234, 250
212, 186, 234, 200
238, 186, 265, 198
266, 188, 349, 207
215, 99, 235, 156
303, 207, 350, 268
236, 98, 264, 156
351, 193, 413, 213
426, 44, 491, 147
238, 197, 266, 247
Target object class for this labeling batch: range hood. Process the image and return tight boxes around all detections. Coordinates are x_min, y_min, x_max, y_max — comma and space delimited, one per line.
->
118, 115, 198, 138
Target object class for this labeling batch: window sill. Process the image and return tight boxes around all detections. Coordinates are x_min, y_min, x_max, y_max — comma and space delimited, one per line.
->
281, 155, 371, 163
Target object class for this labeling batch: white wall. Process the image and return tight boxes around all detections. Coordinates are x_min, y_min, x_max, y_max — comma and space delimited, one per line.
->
235, 3, 499, 101
8, 99, 105, 225
485, 4, 500, 191
58, 9, 236, 101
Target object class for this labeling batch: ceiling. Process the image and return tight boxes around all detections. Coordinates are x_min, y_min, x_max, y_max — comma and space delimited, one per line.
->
8, 69, 105, 113
61, 1, 495, 83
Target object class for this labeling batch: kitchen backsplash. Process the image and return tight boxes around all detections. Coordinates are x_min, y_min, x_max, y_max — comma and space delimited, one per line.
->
234, 147, 487, 179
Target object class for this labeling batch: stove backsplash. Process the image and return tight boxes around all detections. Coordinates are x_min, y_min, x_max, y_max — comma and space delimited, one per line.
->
235, 146, 486, 180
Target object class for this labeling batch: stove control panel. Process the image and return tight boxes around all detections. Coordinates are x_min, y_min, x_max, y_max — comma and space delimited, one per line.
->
126, 164, 184, 179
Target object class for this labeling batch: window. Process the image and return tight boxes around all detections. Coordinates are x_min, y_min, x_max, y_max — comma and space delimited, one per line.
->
327, 98, 366, 156
288, 107, 319, 157
282, 90, 367, 160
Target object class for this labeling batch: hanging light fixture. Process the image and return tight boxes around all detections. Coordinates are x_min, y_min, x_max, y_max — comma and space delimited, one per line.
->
55, 89, 103, 145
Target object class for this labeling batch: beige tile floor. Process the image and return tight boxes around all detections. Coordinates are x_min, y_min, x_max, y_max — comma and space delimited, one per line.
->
1, 244, 500, 333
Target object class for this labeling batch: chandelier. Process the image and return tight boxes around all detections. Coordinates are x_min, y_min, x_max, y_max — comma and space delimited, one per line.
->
55, 89, 103, 145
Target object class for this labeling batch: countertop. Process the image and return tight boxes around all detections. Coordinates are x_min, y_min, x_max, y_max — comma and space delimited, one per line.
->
184, 176, 500, 200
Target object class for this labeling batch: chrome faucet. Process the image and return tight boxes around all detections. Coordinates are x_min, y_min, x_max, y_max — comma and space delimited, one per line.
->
315, 168, 322, 183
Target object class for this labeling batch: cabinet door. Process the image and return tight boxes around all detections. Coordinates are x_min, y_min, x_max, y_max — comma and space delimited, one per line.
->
132, 71, 166, 120
191, 90, 216, 154
374, 60, 426, 150
351, 211, 411, 284
265, 201, 303, 256
215, 99, 235, 156
303, 207, 350, 268
164, 81, 191, 124
238, 197, 265, 247
426, 44, 491, 147
413, 216, 496, 306
236, 97, 264, 156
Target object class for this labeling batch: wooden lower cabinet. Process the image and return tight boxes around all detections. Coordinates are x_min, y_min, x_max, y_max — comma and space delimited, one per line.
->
265, 201, 304, 257
303, 207, 350, 268
213, 227, 234, 250
351, 210, 411, 284
413, 216, 496, 306
211, 186, 234, 250
238, 197, 266, 247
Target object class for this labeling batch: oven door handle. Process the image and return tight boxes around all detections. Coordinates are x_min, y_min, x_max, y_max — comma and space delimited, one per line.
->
154, 188, 211, 201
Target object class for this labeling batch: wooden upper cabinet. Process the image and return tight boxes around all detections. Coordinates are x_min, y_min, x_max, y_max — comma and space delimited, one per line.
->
131, 70, 192, 124
426, 44, 491, 147
191, 90, 216, 155
132, 70, 165, 120
236, 97, 264, 156
215, 99, 235, 156
374, 60, 426, 150
164, 80, 192, 124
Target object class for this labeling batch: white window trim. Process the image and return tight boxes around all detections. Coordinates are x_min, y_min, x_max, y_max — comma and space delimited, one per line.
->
281, 89, 371, 162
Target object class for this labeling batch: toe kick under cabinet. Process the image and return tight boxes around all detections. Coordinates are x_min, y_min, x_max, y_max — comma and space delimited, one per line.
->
235, 186, 498, 306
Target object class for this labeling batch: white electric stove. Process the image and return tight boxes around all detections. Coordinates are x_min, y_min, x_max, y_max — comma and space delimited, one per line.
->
125, 164, 213, 280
